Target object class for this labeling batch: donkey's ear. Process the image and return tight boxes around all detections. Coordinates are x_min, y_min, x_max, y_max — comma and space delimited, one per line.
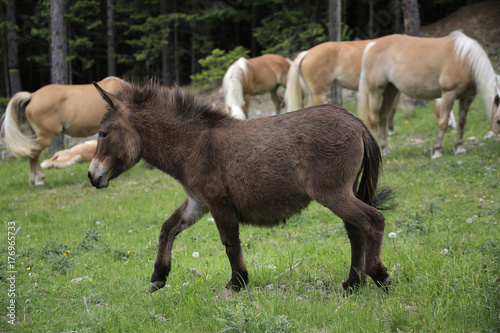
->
93, 82, 117, 111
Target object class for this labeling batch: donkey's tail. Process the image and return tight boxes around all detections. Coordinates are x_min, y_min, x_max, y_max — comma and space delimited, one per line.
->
357, 42, 375, 125
357, 128, 394, 210
1, 91, 36, 157
284, 51, 308, 112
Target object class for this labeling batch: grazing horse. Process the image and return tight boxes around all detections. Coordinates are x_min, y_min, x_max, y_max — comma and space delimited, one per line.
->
358, 31, 500, 158
41, 140, 97, 169
1, 77, 125, 185
89, 81, 393, 293
285, 40, 382, 112
223, 54, 291, 119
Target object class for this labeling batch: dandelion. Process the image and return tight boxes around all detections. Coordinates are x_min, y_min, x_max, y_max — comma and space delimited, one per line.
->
63, 253, 66, 256
67, 250, 70, 253
466, 218, 473, 224
84, 264, 87, 267
192, 251, 199, 258
96, 221, 101, 225
127, 251, 130, 254
388, 232, 397, 254
441, 248, 449, 255
128, 229, 133, 233
27, 267, 31, 271
454, 195, 458, 198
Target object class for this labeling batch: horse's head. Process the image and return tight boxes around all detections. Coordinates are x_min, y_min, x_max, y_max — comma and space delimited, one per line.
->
227, 103, 246, 120
88, 82, 142, 189
492, 75, 500, 134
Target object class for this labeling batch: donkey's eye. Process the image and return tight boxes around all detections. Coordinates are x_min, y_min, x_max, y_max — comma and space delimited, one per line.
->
98, 131, 108, 138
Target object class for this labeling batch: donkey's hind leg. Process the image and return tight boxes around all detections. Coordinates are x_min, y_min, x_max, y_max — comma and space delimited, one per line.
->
317, 193, 389, 291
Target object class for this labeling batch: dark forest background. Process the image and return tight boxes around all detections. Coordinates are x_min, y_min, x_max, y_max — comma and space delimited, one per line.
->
0, 0, 486, 96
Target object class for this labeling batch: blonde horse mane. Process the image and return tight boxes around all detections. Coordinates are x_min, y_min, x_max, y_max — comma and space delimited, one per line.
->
451, 30, 497, 120
223, 58, 248, 119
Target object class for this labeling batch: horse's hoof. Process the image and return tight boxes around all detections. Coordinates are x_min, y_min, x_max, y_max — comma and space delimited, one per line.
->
454, 146, 466, 155
151, 281, 166, 292
431, 150, 442, 159
34, 180, 45, 186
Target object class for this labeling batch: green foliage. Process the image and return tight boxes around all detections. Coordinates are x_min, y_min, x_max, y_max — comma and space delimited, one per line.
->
190, 46, 250, 91
216, 301, 293, 333
254, 9, 327, 57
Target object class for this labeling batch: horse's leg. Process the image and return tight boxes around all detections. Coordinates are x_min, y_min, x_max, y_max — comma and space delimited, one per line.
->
243, 93, 251, 118
269, 86, 282, 114
431, 92, 455, 159
454, 97, 474, 155
211, 205, 248, 290
150, 197, 208, 292
387, 92, 401, 135
29, 149, 45, 186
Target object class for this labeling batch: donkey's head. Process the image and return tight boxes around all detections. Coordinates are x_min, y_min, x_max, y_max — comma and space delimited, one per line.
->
88, 82, 142, 189
492, 75, 500, 134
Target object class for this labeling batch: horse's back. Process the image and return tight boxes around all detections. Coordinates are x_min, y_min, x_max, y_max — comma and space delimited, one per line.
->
364, 34, 469, 98
247, 54, 290, 92
301, 40, 371, 91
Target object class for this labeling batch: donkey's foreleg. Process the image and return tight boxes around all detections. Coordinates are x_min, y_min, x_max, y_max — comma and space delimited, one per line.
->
151, 197, 208, 292
454, 97, 474, 156
211, 207, 248, 291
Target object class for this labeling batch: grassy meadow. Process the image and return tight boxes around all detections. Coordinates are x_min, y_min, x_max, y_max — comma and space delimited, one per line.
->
1, 95, 499, 332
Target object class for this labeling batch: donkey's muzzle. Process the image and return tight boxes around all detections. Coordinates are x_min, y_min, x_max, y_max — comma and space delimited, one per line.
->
88, 171, 108, 189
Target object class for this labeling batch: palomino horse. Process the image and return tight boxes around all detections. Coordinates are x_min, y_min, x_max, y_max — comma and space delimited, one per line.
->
223, 54, 291, 119
285, 40, 383, 112
1, 77, 125, 185
41, 140, 97, 169
89, 81, 393, 293
358, 31, 500, 158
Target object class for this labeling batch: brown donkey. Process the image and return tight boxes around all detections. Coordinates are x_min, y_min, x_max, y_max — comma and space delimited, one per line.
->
88, 81, 392, 293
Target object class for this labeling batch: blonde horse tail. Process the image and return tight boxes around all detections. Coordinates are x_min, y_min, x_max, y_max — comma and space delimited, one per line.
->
357, 42, 376, 126
1, 92, 36, 157
285, 51, 308, 112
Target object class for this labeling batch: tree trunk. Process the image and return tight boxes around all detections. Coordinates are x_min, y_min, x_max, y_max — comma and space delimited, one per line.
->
160, 0, 170, 85
401, 0, 421, 37
107, 0, 116, 77
329, 0, 342, 106
49, 0, 67, 152
7, 0, 22, 95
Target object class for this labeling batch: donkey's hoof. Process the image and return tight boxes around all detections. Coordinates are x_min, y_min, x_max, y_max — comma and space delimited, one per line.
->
376, 275, 391, 293
341, 279, 361, 294
151, 281, 166, 293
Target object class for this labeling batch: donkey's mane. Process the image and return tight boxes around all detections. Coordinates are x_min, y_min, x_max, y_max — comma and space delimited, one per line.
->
116, 80, 231, 124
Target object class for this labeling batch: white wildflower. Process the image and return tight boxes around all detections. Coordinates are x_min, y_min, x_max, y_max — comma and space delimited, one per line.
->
192, 251, 199, 258
388, 232, 397, 239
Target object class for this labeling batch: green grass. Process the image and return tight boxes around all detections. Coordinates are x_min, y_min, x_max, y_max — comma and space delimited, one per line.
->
1, 98, 499, 332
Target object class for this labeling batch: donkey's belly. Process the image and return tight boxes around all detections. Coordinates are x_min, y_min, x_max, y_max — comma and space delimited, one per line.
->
236, 193, 312, 227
